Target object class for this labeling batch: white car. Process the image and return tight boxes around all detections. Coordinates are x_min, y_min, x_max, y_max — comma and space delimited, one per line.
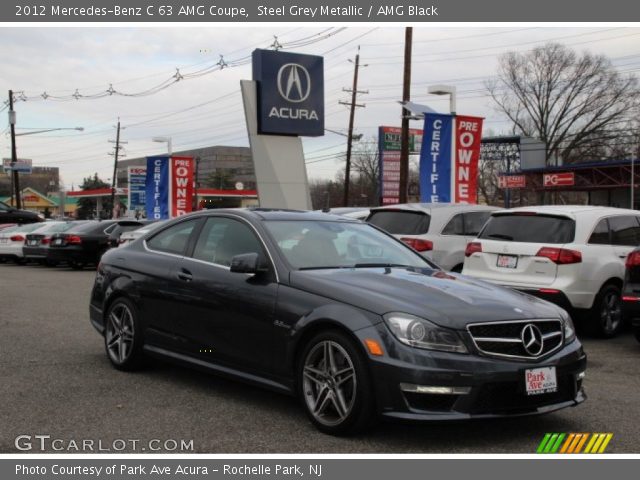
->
366, 203, 500, 271
118, 220, 166, 247
462, 205, 640, 338
0, 223, 48, 263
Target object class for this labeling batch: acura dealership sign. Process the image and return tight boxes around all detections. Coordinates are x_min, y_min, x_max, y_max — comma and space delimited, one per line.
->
252, 49, 324, 136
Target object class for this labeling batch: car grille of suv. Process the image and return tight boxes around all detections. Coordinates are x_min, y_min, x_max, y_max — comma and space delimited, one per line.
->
467, 319, 564, 360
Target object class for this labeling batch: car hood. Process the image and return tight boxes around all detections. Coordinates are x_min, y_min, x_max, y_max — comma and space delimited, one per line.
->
288, 267, 563, 329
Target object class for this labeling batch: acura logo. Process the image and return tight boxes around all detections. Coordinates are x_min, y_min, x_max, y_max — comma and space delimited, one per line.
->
521, 324, 544, 356
277, 63, 311, 103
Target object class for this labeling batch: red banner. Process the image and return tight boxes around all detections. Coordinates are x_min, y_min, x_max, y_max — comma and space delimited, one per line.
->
170, 156, 194, 217
498, 175, 526, 189
454, 116, 483, 203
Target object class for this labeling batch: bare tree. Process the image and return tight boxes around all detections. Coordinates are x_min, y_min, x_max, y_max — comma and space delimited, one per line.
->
487, 43, 639, 165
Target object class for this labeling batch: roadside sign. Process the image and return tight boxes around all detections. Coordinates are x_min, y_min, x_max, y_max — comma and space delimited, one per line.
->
2, 158, 32, 174
380, 126, 423, 153
498, 175, 526, 189
543, 172, 574, 187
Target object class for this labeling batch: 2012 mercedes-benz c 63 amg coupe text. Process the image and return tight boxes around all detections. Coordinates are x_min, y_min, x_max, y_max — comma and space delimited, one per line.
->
89, 209, 586, 435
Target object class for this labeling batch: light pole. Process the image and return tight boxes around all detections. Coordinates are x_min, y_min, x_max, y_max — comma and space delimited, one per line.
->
427, 84, 457, 115
152, 136, 173, 156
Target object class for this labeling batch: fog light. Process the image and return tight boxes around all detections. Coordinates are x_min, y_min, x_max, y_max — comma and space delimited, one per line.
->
400, 383, 471, 395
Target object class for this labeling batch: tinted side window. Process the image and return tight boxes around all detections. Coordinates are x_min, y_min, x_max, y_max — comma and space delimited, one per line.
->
367, 210, 430, 235
609, 216, 640, 247
588, 218, 610, 245
463, 212, 492, 236
192, 217, 263, 267
441, 214, 464, 235
147, 220, 198, 255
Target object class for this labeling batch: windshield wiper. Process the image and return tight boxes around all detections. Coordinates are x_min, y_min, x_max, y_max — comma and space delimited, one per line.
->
485, 233, 514, 241
353, 263, 416, 269
298, 266, 349, 271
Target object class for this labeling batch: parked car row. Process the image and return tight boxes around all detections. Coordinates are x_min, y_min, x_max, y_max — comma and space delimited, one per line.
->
0, 219, 158, 269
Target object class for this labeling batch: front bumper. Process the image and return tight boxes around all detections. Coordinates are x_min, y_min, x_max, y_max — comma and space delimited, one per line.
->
355, 324, 586, 421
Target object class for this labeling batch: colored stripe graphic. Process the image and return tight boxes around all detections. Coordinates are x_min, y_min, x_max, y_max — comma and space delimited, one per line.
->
538, 433, 613, 453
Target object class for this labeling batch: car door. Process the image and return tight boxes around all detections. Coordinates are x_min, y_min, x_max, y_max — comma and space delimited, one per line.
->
168, 215, 278, 375
609, 215, 640, 270
140, 218, 202, 349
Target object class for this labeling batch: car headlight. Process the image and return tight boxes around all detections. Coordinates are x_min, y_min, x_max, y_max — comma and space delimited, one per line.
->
383, 312, 468, 353
559, 309, 576, 344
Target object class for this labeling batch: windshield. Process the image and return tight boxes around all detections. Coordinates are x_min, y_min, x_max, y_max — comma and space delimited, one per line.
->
264, 220, 435, 270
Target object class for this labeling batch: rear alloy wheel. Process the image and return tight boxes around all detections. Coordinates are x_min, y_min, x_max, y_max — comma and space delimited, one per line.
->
298, 330, 374, 435
105, 298, 144, 370
591, 284, 623, 338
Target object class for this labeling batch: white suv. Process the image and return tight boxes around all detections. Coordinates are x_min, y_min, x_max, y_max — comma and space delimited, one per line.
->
366, 203, 500, 271
462, 205, 640, 337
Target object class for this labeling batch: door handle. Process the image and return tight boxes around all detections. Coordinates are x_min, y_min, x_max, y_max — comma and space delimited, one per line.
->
177, 268, 193, 282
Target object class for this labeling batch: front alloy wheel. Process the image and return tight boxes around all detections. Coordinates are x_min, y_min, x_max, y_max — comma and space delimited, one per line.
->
298, 330, 374, 435
105, 298, 144, 370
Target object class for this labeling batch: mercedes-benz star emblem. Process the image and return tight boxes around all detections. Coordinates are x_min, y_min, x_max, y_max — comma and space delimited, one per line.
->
521, 324, 544, 356
277, 63, 311, 103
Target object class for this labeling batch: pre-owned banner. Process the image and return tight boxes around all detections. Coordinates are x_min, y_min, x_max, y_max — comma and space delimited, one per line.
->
145, 156, 169, 220
170, 157, 194, 217
419, 113, 454, 203
454, 115, 483, 203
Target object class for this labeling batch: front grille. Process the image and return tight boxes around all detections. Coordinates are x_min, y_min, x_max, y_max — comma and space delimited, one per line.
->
469, 376, 575, 415
467, 319, 563, 360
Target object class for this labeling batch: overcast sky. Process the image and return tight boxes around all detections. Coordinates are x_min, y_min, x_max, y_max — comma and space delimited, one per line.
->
1, 26, 639, 189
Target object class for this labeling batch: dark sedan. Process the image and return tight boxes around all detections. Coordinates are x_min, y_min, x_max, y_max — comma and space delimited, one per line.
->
89, 209, 586, 435
48, 220, 117, 269
23, 221, 84, 265
623, 248, 640, 343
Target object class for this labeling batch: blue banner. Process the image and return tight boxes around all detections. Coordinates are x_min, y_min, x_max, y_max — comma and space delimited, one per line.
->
419, 113, 453, 203
145, 156, 169, 220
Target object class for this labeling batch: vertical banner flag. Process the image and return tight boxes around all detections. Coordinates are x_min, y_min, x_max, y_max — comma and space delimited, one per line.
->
454, 115, 483, 204
128, 166, 147, 216
145, 156, 169, 220
170, 157, 194, 217
419, 113, 453, 203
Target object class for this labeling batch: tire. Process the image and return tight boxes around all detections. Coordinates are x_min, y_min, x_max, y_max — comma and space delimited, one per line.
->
297, 330, 375, 435
70, 260, 85, 270
104, 297, 145, 371
589, 284, 623, 338
633, 326, 640, 344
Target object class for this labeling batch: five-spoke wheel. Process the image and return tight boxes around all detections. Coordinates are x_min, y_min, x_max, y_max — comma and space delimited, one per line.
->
104, 297, 144, 370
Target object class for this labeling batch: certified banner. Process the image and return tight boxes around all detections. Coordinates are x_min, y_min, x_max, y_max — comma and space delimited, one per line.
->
419, 113, 453, 203
145, 156, 169, 220
128, 166, 147, 217
170, 156, 194, 217
454, 115, 483, 203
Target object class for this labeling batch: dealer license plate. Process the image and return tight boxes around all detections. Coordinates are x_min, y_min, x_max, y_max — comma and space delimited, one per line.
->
497, 254, 518, 269
525, 366, 557, 395
28, 240, 38, 245
53, 238, 63, 245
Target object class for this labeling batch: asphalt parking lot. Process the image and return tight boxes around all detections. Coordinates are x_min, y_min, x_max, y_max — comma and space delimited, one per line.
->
1, 262, 639, 453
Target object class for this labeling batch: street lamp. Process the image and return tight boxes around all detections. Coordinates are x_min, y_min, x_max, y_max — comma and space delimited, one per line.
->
152, 136, 173, 156
427, 84, 457, 115
15, 127, 84, 137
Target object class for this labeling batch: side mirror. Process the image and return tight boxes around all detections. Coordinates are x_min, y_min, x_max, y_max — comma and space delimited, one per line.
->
230, 252, 268, 274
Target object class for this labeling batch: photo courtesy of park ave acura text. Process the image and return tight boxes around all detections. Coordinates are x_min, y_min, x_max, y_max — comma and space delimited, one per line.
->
1, 2, 640, 462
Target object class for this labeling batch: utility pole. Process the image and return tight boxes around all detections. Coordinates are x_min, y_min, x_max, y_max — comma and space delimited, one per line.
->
108, 119, 127, 219
399, 27, 413, 204
8, 90, 21, 209
339, 47, 368, 207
